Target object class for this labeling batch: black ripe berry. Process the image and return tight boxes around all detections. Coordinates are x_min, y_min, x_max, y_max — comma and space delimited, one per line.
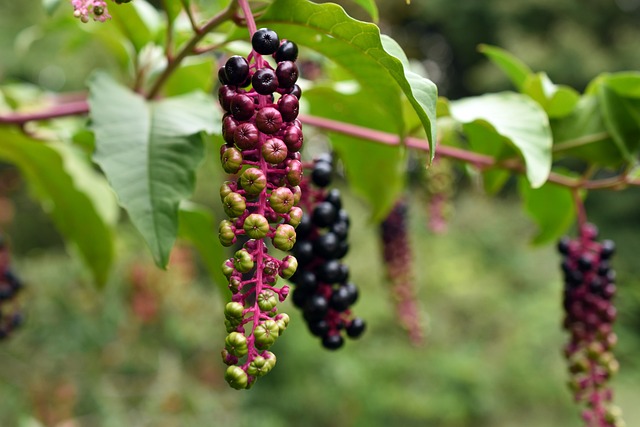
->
292, 240, 314, 266
224, 56, 250, 86
346, 318, 366, 338
316, 260, 342, 283
295, 212, 313, 239
252, 28, 280, 55
275, 40, 299, 62
304, 294, 329, 321
314, 232, 339, 259
218, 67, 230, 85
322, 333, 344, 350
312, 201, 338, 228
312, 161, 332, 187
275, 61, 299, 88
308, 320, 330, 337
252, 68, 279, 95
289, 84, 302, 99
329, 286, 352, 312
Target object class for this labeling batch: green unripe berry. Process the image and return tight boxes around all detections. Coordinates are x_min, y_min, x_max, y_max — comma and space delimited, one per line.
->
279, 255, 298, 279
221, 146, 243, 174
220, 181, 234, 202
234, 249, 254, 273
247, 355, 270, 377
225, 331, 248, 357
223, 192, 246, 218
257, 289, 278, 312
275, 313, 290, 334
225, 319, 239, 333
263, 351, 277, 371
243, 213, 270, 239
269, 187, 295, 214
225, 365, 249, 390
218, 220, 237, 246
272, 224, 296, 251
240, 168, 267, 196
254, 319, 280, 349
288, 207, 303, 227
222, 260, 235, 278
225, 302, 245, 319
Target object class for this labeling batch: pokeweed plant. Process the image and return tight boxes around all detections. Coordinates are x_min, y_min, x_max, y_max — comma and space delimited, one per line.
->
0, 0, 638, 423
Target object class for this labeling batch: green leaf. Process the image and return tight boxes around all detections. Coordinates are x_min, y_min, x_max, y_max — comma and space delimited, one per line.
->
89, 72, 219, 267
596, 79, 640, 160
0, 127, 116, 286
603, 72, 640, 98
478, 44, 532, 91
518, 176, 576, 245
450, 92, 552, 188
109, 0, 161, 51
178, 203, 228, 297
163, 57, 215, 96
306, 87, 406, 222
257, 0, 437, 154
162, 0, 183, 25
350, 0, 379, 22
522, 72, 580, 119
551, 95, 624, 168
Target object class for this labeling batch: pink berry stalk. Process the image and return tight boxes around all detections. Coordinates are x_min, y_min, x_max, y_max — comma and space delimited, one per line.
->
558, 223, 624, 427
380, 199, 424, 345
217, 27, 303, 389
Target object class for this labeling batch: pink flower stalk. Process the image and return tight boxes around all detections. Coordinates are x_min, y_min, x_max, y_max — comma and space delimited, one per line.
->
71, 0, 111, 23
380, 199, 425, 346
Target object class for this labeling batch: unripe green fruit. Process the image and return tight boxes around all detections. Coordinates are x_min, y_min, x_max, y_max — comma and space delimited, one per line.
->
234, 249, 254, 273
247, 355, 271, 377
254, 319, 280, 349
221, 146, 243, 174
222, 260, 235, 278
225, 331, 249, 357
243, 213, 270, 239
275, 313, 290, 333
220, 181, 234, 201
225, 319, 239, 333
223, 192, 246, 218
257, 290, 278, 312
272, 224, 296, 251
239, 168, 267, 196
288, 207, 303, 227
269, 187, 295, 214
218, 220, 236, 247
225, 301, 245, 319
279, 255, 298, 279
225, 365, 249, 390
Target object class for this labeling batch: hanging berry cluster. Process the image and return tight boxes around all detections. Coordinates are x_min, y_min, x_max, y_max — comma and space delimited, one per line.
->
288, 155, 365, 350
380, 199, 424, 345
217, 28, 303, 390
558, 224, 624, 427
0, 235, 23, 340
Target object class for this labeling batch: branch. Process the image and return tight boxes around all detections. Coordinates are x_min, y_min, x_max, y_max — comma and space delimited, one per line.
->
0, 101, 89, 125
298, 113, 638, 191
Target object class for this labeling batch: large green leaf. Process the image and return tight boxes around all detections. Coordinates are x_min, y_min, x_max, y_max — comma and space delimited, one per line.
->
449, 92, 552, 188
596, 79, 640, 160
522, 72, 580, 119
178, 203, 228, 297
350, 0, 379, 22
163, 57, 215, 96
603, 72, 640, 98
551, 95, 624, 168
89, 72, 219, 267
257, 0, 437, 153
478, 44, 532, 91
0, 127, 116, 286
518, 176, 575, 245
306, 87, 406, 222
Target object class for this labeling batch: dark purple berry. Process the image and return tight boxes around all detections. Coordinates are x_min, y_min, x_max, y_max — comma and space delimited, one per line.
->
600, 240, 616, 260
218, 66, 230, 85
230, 94, 255, 121
316, 260, 342, 283
324, 189, 342, 209
330, 286, 352, 312
557, 237, 570, 255
312, 202, 338, 228
308, 320, 329, 337
233, 122, 259, 149
334, 240, 350, 259
278, 94, 299, 122
224, 55, 250, 86
292, 240, 314, 266
312, 161, 332, 187
343, 282, 359, 305
283, 125, 304, 152
577, 256, 593, 272
252, 68, 279, 95
304, 294, 328, 321
289, 84, 302, 99
275, 40, 298, 62
322, 333, 344, 350
276, 61, 299, 88
297, 270, 318, 293
252, 28, 280, 55
295, 213, 312, 239
314, 232, 339, 259
255, 107, 283, 134
331, 221, 349, 241
346, 318, 366, 338
218, 85, 236, 111
221, 115, 238, 144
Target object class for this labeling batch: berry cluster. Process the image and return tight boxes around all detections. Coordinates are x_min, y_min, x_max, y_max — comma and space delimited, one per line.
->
288, 155, 365, 350
380, 199, 424, 345
0, 236, 23, 340
558, 224, 624, 427
71, 0, 130, 23
217, 28, 303, 390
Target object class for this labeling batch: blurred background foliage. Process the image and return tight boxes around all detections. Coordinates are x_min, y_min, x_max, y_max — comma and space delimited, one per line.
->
0, 0, 640, 426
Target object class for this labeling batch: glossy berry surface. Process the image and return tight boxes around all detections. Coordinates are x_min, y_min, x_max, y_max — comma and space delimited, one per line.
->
224, 55, 250, 86
275, 40, 299, 62
252, 28, 280, 55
